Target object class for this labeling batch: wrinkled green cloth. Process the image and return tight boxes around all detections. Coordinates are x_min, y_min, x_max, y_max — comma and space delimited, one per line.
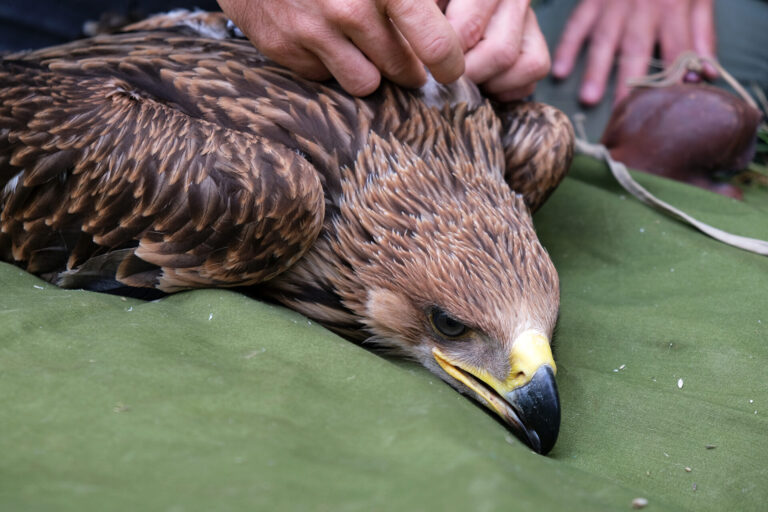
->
1, 158, 767, 511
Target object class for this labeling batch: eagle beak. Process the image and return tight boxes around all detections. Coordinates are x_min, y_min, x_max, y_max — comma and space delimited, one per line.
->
432, 330, 560, 454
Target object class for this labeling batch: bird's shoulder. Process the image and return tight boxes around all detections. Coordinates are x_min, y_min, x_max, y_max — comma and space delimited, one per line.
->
0, 31, 329, 292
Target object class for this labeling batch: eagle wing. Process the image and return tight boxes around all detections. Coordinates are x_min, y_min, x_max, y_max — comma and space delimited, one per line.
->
497, 101, 575, 212
0, 11, 573, 295
0, 40, 325, 294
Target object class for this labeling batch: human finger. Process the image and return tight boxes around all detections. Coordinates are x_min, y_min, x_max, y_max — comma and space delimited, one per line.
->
385, 0, 465, 83
462, 0, 529, 85
579, 0, 630, 105
339, 7, 427, 89
658, 0, 692, 67
482, 9, 550, 100
218, 0, 335, 81
308, 31, 384, 96
443, 0, 501, 51
350, 26, 427, 88
690, 0, 718, 78
614, 3, 657, 103
551, 0, 602, 79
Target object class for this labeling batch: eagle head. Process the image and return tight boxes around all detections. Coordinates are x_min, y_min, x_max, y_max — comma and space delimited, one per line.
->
323, 110, 561, 454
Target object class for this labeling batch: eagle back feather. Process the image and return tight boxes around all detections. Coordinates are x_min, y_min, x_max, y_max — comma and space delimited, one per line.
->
0, 13, 573, 318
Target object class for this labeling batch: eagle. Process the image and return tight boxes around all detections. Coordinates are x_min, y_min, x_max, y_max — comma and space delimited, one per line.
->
0, 11, 574, 454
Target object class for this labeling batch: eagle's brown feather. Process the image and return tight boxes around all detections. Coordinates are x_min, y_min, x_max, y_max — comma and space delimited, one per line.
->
1, 23, 571, 298
0, 11, 573, 452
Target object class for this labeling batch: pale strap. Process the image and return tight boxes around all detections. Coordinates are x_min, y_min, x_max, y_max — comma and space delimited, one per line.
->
627, 51, 760, 110
575, 138, 768, 256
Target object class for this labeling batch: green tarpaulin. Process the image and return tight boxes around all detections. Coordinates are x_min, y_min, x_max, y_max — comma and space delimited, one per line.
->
2, 157, 767, 511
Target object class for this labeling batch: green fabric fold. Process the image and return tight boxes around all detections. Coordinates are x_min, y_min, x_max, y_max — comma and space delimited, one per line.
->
1, 157, 766, 511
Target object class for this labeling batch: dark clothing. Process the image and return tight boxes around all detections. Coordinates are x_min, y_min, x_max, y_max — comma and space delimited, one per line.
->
0, 1, 219, 51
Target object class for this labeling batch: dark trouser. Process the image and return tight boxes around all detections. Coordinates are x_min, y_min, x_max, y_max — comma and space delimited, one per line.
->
534, 0, 768, 141
0, 0, 219, 51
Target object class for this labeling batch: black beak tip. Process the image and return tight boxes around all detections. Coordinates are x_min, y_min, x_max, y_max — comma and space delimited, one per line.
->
507, 365, 561, 455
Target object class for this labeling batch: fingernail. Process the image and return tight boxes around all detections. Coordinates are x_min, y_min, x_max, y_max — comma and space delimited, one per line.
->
580, 82, 601, 104
552, 60, 567, 77
683, 70, 702, 83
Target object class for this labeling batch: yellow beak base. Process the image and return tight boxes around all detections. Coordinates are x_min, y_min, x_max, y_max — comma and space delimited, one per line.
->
432, 330, 560, 454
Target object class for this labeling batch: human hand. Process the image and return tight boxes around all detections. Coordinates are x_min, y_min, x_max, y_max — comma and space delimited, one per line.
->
218, 0, 550, 101
551, 0, 717, 106
217, 0, 465, 97
443, 0, 551, 101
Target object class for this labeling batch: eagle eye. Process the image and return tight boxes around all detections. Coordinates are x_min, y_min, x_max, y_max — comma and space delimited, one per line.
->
429, 307, 467, 338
